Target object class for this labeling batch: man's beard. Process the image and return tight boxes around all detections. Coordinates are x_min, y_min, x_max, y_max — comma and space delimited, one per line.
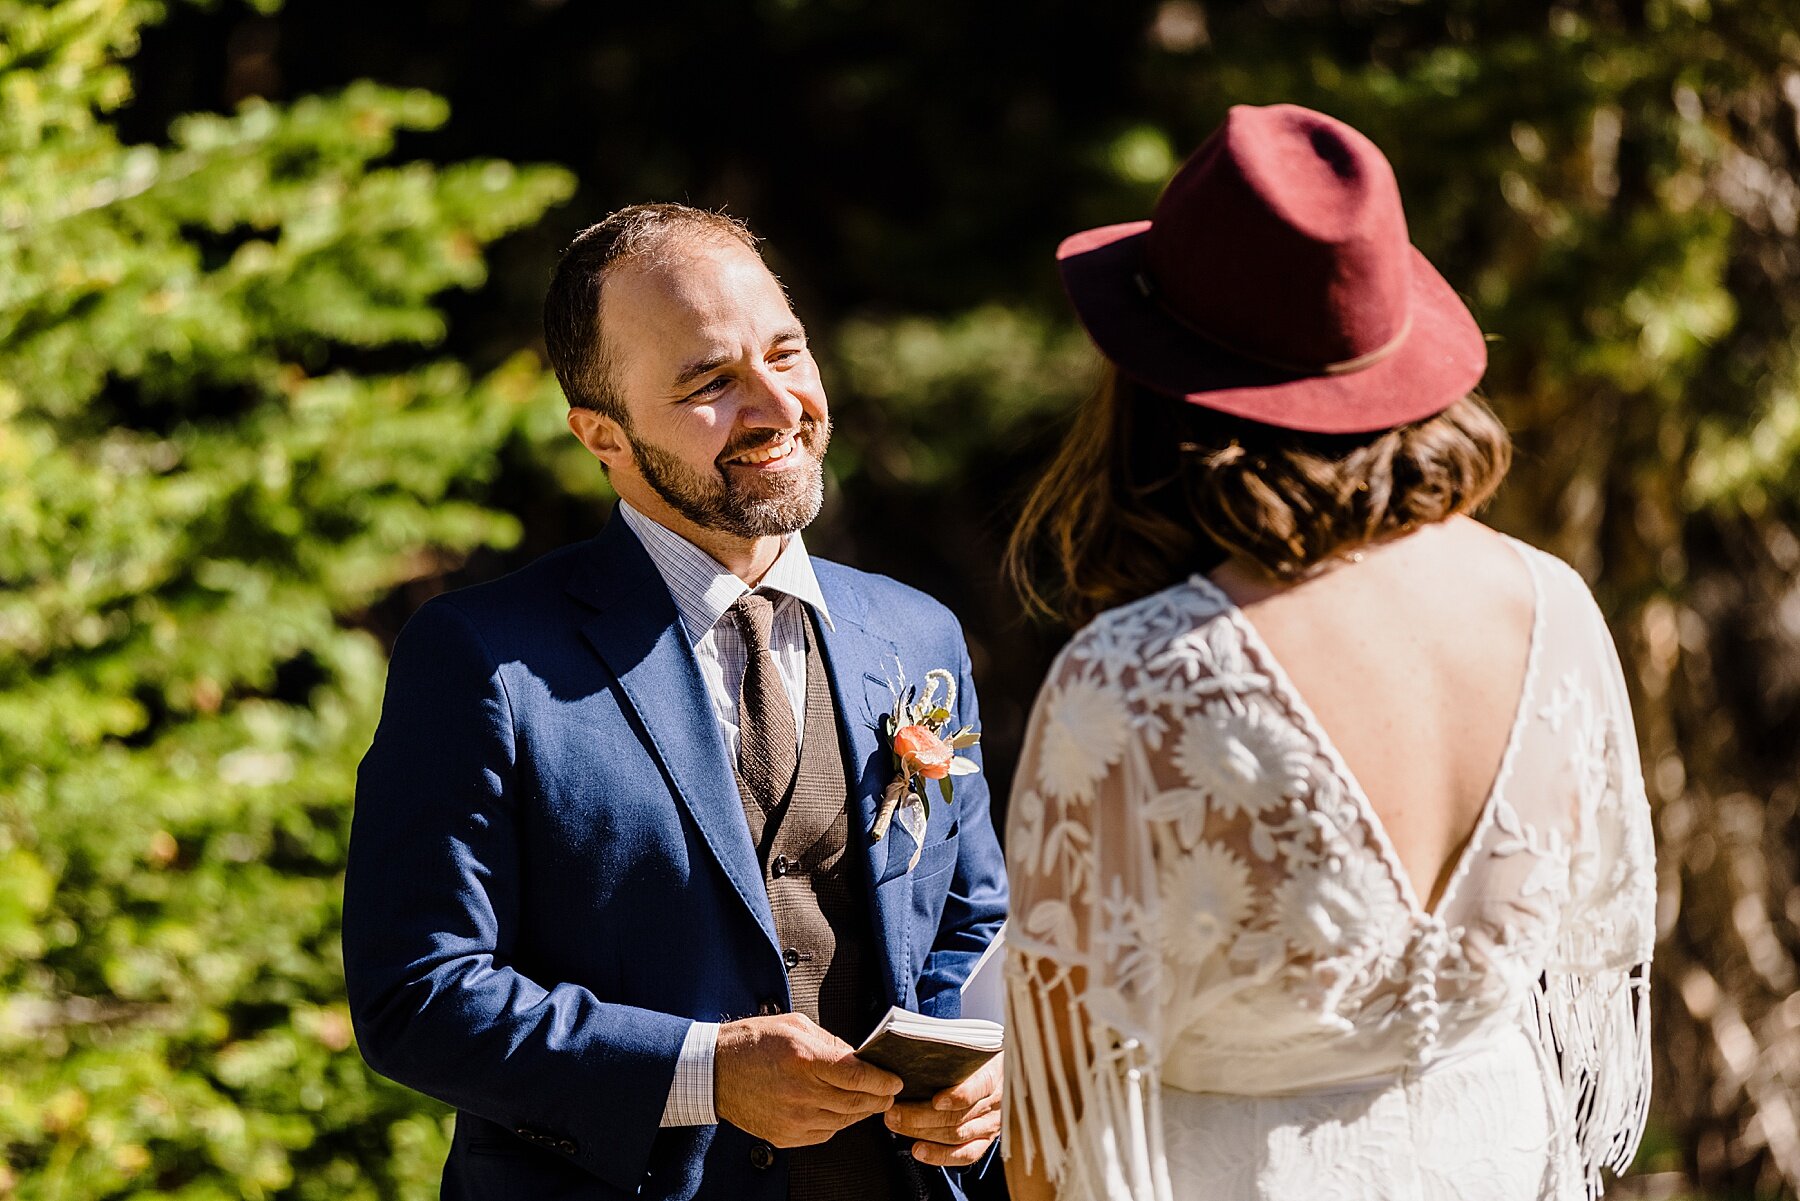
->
628, 416, 830, 540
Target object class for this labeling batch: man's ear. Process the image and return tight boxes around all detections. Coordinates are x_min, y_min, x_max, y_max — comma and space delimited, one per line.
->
567, 407, 629, 472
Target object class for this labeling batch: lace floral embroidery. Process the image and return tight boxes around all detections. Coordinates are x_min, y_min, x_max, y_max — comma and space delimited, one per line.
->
1004, 544, 1655, 1201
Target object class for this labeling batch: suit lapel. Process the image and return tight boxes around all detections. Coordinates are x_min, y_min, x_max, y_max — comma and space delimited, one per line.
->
813, 565, 915, 1006
567, 518, 780, 955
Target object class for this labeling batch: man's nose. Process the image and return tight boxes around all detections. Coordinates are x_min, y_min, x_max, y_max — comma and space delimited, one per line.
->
738, 369, 804, 429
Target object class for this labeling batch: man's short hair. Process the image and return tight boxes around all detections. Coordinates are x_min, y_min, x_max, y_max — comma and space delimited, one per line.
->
542, 204, 760, 420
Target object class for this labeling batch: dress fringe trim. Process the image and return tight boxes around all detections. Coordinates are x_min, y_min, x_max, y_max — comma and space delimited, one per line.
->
1526, 958, 1653, 1199
1004, 946, 1171, 1201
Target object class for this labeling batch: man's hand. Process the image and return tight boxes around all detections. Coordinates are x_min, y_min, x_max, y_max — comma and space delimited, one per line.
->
715, 1014, 904, 1148
884, 1053, 1002, 1168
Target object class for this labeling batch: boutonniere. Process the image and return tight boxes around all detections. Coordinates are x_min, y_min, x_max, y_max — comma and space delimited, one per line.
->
869, 663, 980, 868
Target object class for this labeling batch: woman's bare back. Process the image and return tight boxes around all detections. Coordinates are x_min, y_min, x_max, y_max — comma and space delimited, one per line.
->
1209, 516, 1536, 913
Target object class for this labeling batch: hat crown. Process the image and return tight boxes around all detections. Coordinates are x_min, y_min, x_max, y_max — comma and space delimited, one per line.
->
1144, 105, 1413, 370
1052, 101, 1486, 434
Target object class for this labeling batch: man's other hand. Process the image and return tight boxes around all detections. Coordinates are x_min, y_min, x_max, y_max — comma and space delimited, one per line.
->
884, 1053, 1002, 1168
715, 1014, 904, 1148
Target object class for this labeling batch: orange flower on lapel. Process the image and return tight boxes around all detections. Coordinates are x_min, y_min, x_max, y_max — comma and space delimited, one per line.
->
893, 724, 954, 780
870, 663, 981, 866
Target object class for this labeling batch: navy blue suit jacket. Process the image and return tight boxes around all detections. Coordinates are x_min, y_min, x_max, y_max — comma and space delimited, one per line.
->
344, 515, 1009, 1200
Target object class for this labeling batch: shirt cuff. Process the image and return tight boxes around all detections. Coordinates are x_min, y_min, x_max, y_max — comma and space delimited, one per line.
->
659, 1020, 720, 1127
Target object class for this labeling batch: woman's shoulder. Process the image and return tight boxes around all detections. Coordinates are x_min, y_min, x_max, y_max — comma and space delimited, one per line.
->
1487, 530, 1614, 633
1385, 517, 1604, 629
1050, 576, 1240, 682
1492, 529, 1588, 589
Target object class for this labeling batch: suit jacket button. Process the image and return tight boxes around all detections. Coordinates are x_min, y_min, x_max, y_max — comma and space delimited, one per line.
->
771, 854, 791, 878
783, 947, 801, 969
750, 1142, 775, 1170
514, 1127, 535, 1141
557, 1139, 577, 1155
758, 999, 783, 1016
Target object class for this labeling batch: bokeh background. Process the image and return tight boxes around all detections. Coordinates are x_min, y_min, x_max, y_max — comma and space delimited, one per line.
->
5, 0, 1800, 1196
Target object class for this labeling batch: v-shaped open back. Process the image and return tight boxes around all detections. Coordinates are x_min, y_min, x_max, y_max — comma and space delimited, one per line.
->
1187, 535, 1546, 921
1004, 533, 1657, 1201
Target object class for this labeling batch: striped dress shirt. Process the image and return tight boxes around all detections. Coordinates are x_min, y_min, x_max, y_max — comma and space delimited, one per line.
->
615, 500, 834, 1127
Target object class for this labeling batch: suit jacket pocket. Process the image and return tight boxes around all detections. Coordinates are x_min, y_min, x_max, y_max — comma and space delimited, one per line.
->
905, 830, 963, 985
909, 829, 960, 890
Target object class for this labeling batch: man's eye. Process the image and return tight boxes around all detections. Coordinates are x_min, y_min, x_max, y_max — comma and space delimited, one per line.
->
685, 377, 729, 401
771, 348, 803, 365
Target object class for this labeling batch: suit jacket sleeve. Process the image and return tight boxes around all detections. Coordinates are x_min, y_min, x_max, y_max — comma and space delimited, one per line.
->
343, 596, 689, 1191
912, 621, 1010, 1020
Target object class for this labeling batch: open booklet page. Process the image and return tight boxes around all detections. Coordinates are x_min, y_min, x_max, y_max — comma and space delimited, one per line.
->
957, 921, 1006, 1023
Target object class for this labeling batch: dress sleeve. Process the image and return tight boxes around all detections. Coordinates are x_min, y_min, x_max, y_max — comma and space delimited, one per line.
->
1002, 638, 1171, 1201
1528, 585, 1658, 1198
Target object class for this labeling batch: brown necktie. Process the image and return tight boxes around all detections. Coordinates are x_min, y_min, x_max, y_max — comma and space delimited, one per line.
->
731, 592, 799, 813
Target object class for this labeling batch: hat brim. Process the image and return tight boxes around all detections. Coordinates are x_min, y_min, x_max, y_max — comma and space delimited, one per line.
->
1055, 221, 1488, 435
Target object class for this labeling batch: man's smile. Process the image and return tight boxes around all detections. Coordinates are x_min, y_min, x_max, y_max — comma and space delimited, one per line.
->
722, 432, 801, 469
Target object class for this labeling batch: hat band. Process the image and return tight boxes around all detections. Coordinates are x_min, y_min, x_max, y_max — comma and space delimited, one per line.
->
1133, 270, 1413, 377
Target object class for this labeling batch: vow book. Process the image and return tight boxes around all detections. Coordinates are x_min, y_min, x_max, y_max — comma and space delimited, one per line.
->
855, 924, 1005, 1101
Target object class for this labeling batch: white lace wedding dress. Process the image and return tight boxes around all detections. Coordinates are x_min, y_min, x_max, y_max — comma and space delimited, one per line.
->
1003, 539, 1656, 1201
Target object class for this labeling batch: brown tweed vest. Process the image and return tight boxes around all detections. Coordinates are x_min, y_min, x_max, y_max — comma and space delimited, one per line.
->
733, 608, 918, 1201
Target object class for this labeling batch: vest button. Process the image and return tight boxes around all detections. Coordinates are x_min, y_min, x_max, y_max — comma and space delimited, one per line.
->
771, 854, 791, 878
783, 947, 801, 969
750, 1142, 776, 1170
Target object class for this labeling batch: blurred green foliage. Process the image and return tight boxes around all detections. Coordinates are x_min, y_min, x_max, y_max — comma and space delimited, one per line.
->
6, 0, 1800, 1197
0, 1, 572, 1195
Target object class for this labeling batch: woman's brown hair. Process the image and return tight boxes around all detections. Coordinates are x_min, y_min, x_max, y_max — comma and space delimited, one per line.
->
1006, 364, 1512, 628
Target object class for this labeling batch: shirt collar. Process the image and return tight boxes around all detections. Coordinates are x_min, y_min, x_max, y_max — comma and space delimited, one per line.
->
616, 498, 834, 644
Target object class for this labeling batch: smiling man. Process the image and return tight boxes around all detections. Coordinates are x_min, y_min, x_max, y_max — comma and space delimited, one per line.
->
342, 205, 1008, 1201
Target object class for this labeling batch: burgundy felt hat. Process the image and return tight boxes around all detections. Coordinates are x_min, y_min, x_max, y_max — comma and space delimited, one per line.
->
1057, 104, 1486, 434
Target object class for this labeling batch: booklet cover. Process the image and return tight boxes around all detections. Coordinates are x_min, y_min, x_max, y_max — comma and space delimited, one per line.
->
856, 924, 1007, 1100
855, 1009, 1003, 1101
